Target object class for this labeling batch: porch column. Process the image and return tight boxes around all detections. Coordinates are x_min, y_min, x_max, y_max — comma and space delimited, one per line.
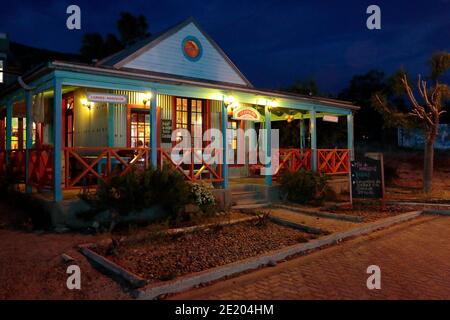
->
53, 78, 63, 202
310, 109, 317, 171
265, 103, 272, 186
6, 100, 12, 152
25, 91, 32, 193
107, 103, 114, 147
150, 90, 157, 167
221, 98, 228, 188
347, 113, 354, 161
299, 117, 305, 149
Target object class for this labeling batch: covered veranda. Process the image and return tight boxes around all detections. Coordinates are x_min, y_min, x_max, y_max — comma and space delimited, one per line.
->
0, 61, 357, 202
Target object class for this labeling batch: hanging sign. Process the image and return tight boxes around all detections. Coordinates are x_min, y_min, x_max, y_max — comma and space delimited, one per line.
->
323, 115, 339, 123
87, 93, 128, 104
232, 106, 261, 121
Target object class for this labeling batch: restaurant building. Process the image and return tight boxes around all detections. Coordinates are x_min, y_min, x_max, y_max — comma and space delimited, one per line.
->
0, 17, 358, 203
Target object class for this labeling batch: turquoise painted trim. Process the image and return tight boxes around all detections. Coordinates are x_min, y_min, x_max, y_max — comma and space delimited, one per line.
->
107, 103, 114, 147
347, 113, 354, 161
181, 36, 203, 62
221, 99, 228, 189
53, 78, 63, 202
0, 72, 54, 105
6, 101, 12, 152
300, 118, 305, 149
52, 70, 352, 114
25, 91, 32, 193
150, 90, 157, 167
310, 109, 317, 171
265, 104, 272, 186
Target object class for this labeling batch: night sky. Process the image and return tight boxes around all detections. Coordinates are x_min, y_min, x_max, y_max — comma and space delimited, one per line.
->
0, 0, 449, 93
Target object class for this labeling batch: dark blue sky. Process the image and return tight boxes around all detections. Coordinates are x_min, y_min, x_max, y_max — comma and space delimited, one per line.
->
0, 0, 449, 93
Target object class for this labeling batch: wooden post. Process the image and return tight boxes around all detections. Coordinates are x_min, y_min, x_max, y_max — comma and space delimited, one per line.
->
221, 98, 228, 189
53, 78, 63, 202
347, 113, 354, 161
265, 102, 272, 186
310, 109, 317, 171
25, 91, 32, 193
5, 100, 12, 163
150, 90, 157, 168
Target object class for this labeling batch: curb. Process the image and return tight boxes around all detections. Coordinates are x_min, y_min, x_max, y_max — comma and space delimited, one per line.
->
78, 244, 147, 288
387, 201, 450, 208
272, 203, 363, 223
422, 209, 450, 216
269, 216, 325, 235
136, 210, 421, 300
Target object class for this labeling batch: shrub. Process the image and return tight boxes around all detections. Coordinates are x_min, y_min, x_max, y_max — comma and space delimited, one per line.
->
81, 165, 191, 222
279, 169, 331, 204
189, 182, 216, 214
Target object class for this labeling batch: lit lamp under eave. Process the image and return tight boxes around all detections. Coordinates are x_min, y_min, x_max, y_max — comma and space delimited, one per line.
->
81, 98, 91, 110
142, 92, 152, 106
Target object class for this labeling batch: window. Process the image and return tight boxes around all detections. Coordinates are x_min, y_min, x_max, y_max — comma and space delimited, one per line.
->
130, 110, 150, 148
175, 97, 203, 145
0, 60, 3, 84
11, 118, 36, 149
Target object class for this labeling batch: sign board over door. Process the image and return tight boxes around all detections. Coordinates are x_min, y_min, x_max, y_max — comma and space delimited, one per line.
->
87, 93, 128, 104
232, 106, 261, 121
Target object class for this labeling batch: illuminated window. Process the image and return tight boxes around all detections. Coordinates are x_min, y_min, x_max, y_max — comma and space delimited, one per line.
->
175, 97, 203, 144
11, 118, 36, 149
130, 111, 150, 148
0, 60, 3, 83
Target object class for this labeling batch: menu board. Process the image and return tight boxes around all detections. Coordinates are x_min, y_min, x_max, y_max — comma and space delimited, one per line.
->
350, 157, 383, 199
161, 119, 172, 143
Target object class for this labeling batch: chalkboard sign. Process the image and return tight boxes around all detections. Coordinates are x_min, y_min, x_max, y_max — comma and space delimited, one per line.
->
350, 157, 384, 199
161, 119, 172, 143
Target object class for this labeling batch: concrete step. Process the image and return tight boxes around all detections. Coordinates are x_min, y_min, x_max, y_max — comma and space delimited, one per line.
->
231, 190, 265, 202
232, 201, 271, 210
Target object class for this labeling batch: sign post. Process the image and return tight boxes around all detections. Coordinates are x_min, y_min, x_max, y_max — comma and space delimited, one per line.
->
350, 153, 385, 208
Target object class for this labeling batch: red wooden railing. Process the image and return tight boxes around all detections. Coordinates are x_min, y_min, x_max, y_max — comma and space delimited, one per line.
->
63, 147, 149, 189
273, 148, 312, 177
0, 149, 26, 181
317, 149, 350, 174
158, 147, 223, 183
28, 147, 54, 189
0, 147, 349, 190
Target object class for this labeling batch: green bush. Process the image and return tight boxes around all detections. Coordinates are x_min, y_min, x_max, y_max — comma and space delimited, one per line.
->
189, 182, 216, 214
279, 169, 331, 204
83, 165, 191, 221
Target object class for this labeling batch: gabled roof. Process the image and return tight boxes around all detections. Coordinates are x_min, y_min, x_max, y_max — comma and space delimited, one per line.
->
97, 17, 252, 87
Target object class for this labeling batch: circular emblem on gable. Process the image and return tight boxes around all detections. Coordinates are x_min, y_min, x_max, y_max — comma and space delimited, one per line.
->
182, 36, 203, 61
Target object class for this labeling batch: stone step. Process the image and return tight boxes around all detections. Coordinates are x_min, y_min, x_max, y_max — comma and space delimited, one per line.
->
231, 191, 265, 202
232, 201, 271, 210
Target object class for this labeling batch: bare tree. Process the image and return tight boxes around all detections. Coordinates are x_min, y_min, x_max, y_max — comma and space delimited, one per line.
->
373, 52, 449, 193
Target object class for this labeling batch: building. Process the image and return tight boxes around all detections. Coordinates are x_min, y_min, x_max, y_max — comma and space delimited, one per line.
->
0, 17, 358, 203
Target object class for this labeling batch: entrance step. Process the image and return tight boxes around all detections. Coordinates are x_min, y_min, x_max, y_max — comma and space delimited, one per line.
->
231, 191, 265, 202
232, 201, 271, 210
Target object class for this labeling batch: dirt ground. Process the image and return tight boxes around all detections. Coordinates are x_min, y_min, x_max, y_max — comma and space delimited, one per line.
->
0, 202, 130, 300
384, 150, 450, 202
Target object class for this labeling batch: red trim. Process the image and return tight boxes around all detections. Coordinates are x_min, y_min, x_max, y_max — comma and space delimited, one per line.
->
156, 105, 161, 149
126, 106, 131, 147
18, 118, 23, 150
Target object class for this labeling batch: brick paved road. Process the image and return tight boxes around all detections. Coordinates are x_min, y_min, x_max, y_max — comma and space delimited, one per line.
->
171, 215, 450, 299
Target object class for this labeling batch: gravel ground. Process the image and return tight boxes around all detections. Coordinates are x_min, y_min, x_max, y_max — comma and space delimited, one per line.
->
325, 204, 418, 222
94, 221, 313, 284
0, 202, 130, 300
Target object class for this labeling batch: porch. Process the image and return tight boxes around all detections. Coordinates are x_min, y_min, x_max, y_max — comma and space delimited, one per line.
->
0, 62, 356, 202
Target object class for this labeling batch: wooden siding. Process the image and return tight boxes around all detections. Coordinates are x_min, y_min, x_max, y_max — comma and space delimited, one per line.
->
123, 22, 248, 86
